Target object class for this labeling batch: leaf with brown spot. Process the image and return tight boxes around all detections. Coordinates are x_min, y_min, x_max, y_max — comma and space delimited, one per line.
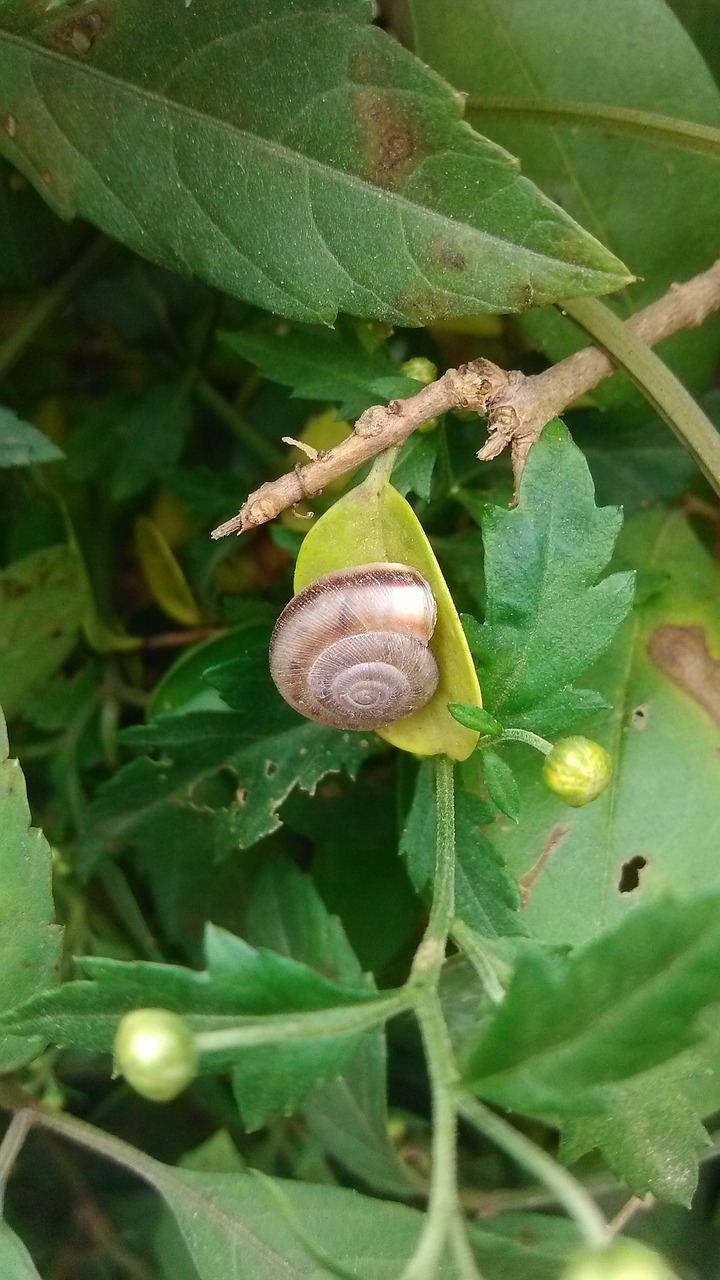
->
492, 510, 720, 949
0, 0, 630, 325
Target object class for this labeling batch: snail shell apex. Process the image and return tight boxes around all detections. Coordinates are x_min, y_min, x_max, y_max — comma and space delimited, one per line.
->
269, 563, 439, 730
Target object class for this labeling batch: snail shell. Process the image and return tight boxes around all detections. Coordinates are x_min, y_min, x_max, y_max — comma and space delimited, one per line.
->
269, 563, 439, 730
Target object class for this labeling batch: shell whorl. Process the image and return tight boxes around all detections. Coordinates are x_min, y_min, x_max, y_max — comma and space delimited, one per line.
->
269, 563, 439, 730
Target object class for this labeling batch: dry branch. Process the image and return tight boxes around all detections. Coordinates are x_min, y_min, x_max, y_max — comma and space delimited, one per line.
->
212, 257, 720, 539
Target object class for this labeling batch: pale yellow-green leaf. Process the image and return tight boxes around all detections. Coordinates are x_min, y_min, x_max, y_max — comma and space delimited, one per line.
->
134, 516, 205, 628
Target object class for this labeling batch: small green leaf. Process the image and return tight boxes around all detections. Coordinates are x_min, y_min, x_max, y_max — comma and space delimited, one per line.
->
111, 381, 192, 501
222, 326, 412, 420
449, 702, 503, 736
0, 0, 630, 324
471, 420, 634, 735
391, 432, 438, 502
400, 761, 525, 937
134, 515, 205, 627
462, 894, 720, 1118
0, 543, 88, 718
0, 405, 64, 466
0, 709, 62, 1072
294, 469, 482, 760
482, 749, 520, 822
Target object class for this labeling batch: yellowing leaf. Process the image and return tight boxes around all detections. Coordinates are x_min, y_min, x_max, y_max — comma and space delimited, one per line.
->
294, 468, 481, 760
134, 516, 205, 627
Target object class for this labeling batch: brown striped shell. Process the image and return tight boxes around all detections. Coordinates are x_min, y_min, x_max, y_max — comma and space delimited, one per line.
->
269, 563, 439, 730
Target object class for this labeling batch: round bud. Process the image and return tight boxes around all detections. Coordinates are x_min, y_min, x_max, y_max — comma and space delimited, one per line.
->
543, 736, 612, 807
561, 1242, 677, 1280
113, 1008, 198, 1102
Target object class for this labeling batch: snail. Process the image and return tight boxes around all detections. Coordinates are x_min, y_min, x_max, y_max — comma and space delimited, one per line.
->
269, 563, 440, 730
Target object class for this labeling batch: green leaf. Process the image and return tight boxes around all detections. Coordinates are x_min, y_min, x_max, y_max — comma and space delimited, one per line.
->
482, 749, 520, 823
111, 381, 192, 502
469, 420, 634, 735
0, 0, 630, 327
0, 155, 82, 289
462, 894, 720, 1119
0, 1224, 42, 1279
391, 432, 439, 502
294, 469, 482, 759
410, 0, 720, 394
0, 405, 64, 466
574, 406, 703, 513
400, 761, 525, 937
448, 703, 503, 736
222, 326, 414, 421
493, 511, 720, 948
0, 543, 88, 719
76, 629, 375, 875
245, 854, 412, 1192
0, 709, 62, 1072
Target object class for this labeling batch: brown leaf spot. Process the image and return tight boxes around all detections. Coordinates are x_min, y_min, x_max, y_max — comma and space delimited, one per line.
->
396, 286, 456, 326
1, 116, 17, 139
618, 854, 648, 894
647, 624, 720, 727
353, 88, 418, 190
51, 9, 106, 57
519, 824, 571, 910
427, 239, 468, 273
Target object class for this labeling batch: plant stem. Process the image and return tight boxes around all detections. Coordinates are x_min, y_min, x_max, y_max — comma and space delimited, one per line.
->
194, 990, 412, 1060
0, 1111, 32, 1211
456, 1094, 609, 1249
562, 295, 720, 494
0, 236, 110, 380
499, 727, 553, 756
411, 755, 456, 980
450, 920, 507, 1005
467, 95, 720, 162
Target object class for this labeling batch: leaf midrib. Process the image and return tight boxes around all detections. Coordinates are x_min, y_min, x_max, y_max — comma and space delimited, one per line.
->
0, 27, 624, 280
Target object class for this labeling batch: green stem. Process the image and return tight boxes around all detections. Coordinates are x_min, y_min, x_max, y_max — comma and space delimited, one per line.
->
97, 864, 164, 963
194, 991, 412, 1061
0, 236, 110, 380
561, 295, 720, 497
411, 755, 456, 980
457, 1093, 609, 1249
0, 1111, 32, 1212
499, 727, 553, 756
451, 920, 507, 1005
192, 375, 285, 471
467, 95, 720, 163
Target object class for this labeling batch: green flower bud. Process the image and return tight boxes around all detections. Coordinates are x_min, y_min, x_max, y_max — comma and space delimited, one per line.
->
543, 736, 612, 807
113, 1008, 198, 1102
561, 1242, 678, 1280
399, 357, 438, 386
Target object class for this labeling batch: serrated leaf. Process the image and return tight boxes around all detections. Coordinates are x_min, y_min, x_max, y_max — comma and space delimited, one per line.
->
111, 381, 192, 501
469, 420, 634, 735
411, 0, 720, 398
391, 431, 438, 501
0, 543, 88, 718
0, 921, 373, 1052
0, 0, 629, 327
222, 327, 413, 420
76, 628, 375, 875
0, 1224, 42, 1279
0, 405, 64, 466
482, 749, 520, 823
245, 855, 412, 1190
493, 511, 720, 949
294, 470, 481, 759
463, 894, 720, 1120
0, 710, 62, 1071
400, 761, 525, 937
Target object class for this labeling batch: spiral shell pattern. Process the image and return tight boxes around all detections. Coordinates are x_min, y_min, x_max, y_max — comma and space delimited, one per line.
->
269, 563, 439, 730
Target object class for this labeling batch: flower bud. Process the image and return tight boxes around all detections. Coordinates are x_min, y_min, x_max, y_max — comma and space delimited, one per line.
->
113, 1008, 198, 1102
561, 1242, 677, 1280
543, 736, 612, 807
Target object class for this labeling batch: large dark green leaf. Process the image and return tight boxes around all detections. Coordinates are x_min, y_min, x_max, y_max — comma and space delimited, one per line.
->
492, 511, 720, 948
0, 0, 629, 326
0, 155, 82, 288
0, 710, 62, 1072
467, 420, 634, 735
410, 0, 720, 397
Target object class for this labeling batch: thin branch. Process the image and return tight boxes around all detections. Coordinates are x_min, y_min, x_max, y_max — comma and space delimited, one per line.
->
212, 257, 720, 537
467, 96, 720, 163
